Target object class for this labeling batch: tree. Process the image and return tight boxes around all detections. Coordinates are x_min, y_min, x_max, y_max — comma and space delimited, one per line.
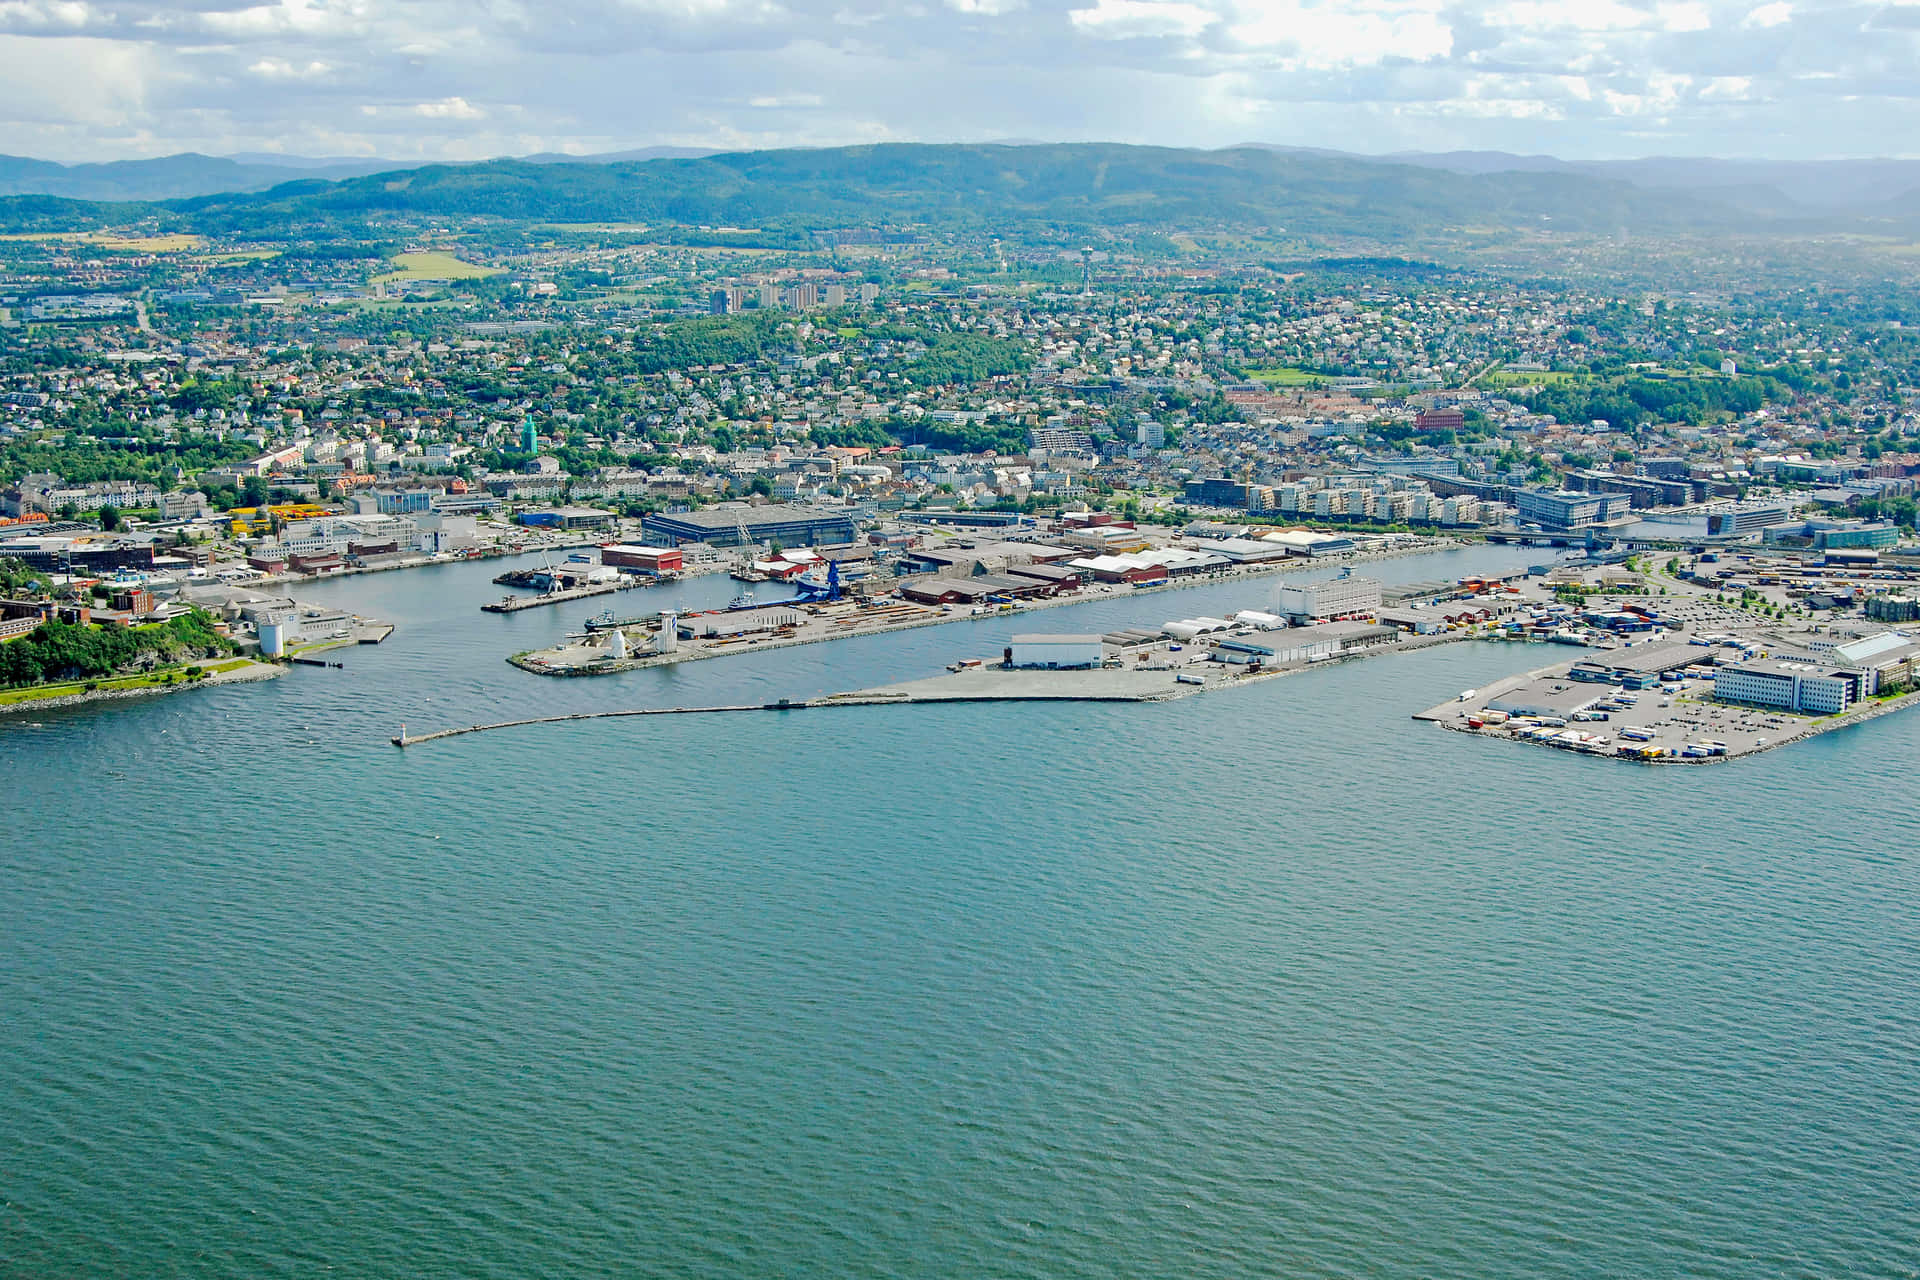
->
97, 504, 122, 532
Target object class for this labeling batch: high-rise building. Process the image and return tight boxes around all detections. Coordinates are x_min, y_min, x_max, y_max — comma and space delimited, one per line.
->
1136, 421, 1166, 448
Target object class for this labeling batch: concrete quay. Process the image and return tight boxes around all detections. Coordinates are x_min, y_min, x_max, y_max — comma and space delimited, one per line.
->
481, 580, 636, 613
508, 536, 1465, 678
402, 622, 1469, 747
1416, 654, 1920, 765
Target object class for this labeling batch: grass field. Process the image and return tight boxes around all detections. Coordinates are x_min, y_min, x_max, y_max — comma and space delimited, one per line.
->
374, 251, 502, 284
0, 231, 206, 252
0, 658, 253, 707
1246, 366, 1324, 386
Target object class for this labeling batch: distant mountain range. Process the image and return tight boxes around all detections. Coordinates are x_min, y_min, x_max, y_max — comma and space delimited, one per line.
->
2, 142, 1915, 242
0, 153, 392, 200
0, 146, 726, 201
6, 142, 1917, 217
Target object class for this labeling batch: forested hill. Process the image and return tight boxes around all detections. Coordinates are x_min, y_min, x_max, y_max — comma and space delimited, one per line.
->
1, 143, 1762, 240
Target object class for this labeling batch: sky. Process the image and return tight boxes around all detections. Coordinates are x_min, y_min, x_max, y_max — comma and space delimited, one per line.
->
0, 0, 1912, 163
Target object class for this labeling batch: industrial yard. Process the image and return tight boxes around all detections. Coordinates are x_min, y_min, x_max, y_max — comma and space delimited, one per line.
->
1419, 632, 1920, 764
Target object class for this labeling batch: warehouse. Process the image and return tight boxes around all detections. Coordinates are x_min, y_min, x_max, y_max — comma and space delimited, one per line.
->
1487, 680, 1609, 718
1260, 529, 1356, 557
1210, 537, 1292, 564
600, 544, 684, 574
1008, 634, 1106, 669
641, 503, 860, 548
1273, 575, 1383, 623
686, 605, 802, 639
1209, 638, 1276, 665
1068, 554, 1169, 585
899, 574, 1055, 605
1006, 563, 1085, 590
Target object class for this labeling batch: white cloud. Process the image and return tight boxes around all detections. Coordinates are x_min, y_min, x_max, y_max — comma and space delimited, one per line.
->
0, 0, 92, 29
1069, 0, 1217, 39
1229, 2, 1454, 67
0, 0, 1915, 163
413, 96, 484, 119
248, 56, 331, 79
1658, 2, 1713, 30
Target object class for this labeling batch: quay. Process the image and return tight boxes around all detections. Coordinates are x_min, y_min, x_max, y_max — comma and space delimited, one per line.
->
397, 617, 1467, 747
481, 581, 632, 613
1417, 652, 1920, 765
508, 537, 1466, 676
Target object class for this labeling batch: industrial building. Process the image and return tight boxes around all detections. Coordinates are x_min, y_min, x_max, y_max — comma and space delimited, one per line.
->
684, 605, 803, 639
1273, 575, 1383, 623
1007, 634, 1105, 669
1714, 659, 1865, 714
899, 574, 1058, 605
640, 504, 860, 548
1068, 554, 1170, 585
600, 544, 684, 574
1259, 529, 1356, 557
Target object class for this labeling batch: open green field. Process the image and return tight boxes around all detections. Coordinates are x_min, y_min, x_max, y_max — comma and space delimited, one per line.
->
1246, 366, 1324, 386
1483, 369, 1583, 389
0, 657, 254, 707
374, 252, 502, 284
0, 231, 206, 252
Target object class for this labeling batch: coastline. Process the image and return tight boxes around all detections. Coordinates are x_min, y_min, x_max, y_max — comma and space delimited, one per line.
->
0, 659, 284, 717
508, 536, 1467, 677
405, 628, 1471, 746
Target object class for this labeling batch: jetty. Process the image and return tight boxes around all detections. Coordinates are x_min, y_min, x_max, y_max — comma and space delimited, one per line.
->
481, 581, 629, 613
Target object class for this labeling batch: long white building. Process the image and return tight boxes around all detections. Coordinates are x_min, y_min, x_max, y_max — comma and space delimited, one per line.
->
1713, 659, 1864, 714
1273, 575, 1383, 623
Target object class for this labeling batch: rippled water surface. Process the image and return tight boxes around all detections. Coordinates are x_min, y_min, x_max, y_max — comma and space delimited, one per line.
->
4, 547, 1917, 1278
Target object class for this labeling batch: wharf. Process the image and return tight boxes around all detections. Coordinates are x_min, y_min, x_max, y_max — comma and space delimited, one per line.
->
509, 537, 1465, 676
1416, 657, 1920, 764
403, 628, 1466, 747
482, 581, 630, 613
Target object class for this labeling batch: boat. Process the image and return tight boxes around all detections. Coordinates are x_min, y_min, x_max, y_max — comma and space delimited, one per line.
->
728, 592, 759, 611
583, 609, 655, 632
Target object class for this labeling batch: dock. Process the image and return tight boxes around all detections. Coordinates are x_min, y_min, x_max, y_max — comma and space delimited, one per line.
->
481, 582, 628, 613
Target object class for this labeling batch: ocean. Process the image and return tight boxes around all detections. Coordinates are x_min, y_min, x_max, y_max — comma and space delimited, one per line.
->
3, 545, 1916, 1278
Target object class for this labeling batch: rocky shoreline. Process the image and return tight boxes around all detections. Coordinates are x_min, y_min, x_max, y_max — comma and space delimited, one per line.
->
0, 660, 285, 717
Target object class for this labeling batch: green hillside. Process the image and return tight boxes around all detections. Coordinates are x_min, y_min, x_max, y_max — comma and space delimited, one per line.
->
0, 142, 1762, 241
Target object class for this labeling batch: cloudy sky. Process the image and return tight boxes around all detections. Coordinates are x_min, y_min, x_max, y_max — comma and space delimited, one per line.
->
0, 0, 1911, 163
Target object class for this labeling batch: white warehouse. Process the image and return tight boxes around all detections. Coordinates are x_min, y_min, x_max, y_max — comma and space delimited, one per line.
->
1009, 634, 1106, 669
1273, 575, 1383, 623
